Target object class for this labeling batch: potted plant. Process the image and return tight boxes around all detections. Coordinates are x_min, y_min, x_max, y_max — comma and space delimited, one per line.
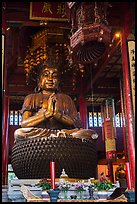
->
94, 180, 114, 200
35, 178, 51, 200
36, 178, 60, 202
36, 178, 51, 191
94, 180, 113, 191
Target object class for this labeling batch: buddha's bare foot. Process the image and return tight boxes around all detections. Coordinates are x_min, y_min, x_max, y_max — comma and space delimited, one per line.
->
70, 129, 98, 140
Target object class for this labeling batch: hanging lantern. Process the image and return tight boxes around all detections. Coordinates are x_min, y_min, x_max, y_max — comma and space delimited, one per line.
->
101, 98, 117, 161
67, 2, 112, 65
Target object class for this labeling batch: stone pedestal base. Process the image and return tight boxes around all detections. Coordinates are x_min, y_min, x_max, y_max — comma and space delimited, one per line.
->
8, 178, 42, 202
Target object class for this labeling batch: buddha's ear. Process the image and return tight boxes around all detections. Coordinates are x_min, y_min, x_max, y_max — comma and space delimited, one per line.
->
37, 84, 42, 92
54, 88, 58, 94
55, 81, 60, 93
34, 86, 38, 93
34, 85, 41, 93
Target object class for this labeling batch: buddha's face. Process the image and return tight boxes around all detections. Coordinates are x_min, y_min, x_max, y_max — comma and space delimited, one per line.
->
38, 67, 58, 91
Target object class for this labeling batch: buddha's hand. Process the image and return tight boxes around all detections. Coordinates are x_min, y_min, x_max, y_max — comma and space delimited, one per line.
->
44, 93, 58, 118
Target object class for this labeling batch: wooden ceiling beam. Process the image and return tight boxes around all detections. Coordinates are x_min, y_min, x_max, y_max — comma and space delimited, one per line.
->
103, 55, 121, 80
95, 77, 119, 87
6, 11, 29, 23
86, 39, 121, 93
93, 87, 120, 96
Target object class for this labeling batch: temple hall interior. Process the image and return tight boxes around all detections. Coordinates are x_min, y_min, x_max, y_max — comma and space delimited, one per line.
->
2, 2, 135, 202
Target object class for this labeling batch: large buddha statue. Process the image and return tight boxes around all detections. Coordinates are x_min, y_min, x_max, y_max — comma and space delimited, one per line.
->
11, 65, 98, 179
14, 66, 98, 142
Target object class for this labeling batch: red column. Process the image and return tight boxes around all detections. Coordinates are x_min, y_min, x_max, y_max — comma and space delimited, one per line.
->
79, 94, 88, 129
125, 162, 132, 190
2, 3, 6, 32
121, 19, 135, 190
119, 80, 128, 161
78, 79, 88, 129
2, 2, 9, 185
2, 96, 9, 185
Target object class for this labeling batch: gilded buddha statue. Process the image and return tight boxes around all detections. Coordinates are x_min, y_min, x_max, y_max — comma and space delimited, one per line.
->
14, 66, 98, 143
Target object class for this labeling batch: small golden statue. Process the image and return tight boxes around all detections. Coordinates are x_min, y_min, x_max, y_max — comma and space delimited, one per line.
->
14, 66, 98, 143
60, 169, 68, 178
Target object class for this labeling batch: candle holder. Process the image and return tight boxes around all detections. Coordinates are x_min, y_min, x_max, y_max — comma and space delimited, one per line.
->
88, 185, 94, 200
48, 189, 60, 202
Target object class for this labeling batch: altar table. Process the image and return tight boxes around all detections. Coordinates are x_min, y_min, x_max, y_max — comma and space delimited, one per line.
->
27, 199, 127, 202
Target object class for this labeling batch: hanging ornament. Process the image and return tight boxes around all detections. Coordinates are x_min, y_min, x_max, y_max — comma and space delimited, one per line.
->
67, 2, 112, 65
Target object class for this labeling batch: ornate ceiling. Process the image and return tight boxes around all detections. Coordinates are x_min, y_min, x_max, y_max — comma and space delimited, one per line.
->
3, 2, 135, 112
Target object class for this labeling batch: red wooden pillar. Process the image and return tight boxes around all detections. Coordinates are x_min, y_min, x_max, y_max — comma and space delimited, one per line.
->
120, 16, 135, 190
79, 94, 88, 129
78, 78, 88, 129
119, 80, 128, 161
2, 2, 9, 185
2, 96, 9, 185
119, 78, 132, 191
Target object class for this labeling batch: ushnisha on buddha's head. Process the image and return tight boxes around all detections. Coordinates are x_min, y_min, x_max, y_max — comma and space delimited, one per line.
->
38, 66, 59, 92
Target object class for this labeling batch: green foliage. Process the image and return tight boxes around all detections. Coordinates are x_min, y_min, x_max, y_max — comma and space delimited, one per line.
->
94, 181, 113, 191
36, 178, 51, 190
58, 182, 71, 192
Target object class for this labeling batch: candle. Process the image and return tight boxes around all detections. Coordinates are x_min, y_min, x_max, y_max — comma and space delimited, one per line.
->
125, 162, 132, 190
50, 161, 55, 190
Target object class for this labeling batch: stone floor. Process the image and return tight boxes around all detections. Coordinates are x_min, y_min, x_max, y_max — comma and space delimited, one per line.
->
2, 185, 12, 202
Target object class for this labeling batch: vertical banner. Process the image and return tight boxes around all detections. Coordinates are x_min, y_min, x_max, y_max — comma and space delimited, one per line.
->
127, 40, 135, 119
101, 105, 105, 141
102, 98, 117, 160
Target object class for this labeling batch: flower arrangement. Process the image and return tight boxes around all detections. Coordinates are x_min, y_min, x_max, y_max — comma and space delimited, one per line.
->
75, 182, 86, 192
35, 178, 51, 191
58, 181, 71, 192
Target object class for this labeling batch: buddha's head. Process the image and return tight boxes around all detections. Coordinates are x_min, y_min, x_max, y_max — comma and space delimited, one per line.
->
38, 67, 59, 92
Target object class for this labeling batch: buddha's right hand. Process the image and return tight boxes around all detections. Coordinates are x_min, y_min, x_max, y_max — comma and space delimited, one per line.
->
44, 95, 56, 118
44, 110, 53, 118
